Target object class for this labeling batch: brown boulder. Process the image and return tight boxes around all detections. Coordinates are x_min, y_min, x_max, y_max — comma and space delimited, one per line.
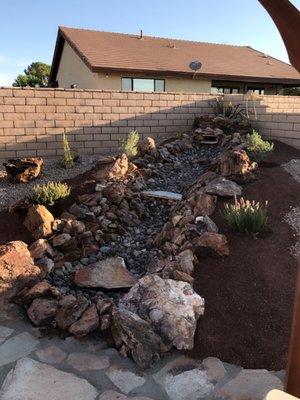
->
102, 184, 125, 205
194, 232, 229, 258
194, 193, 217, 216
0, 241, 42, 299
68, 304, 99, 337
219, 149, 257, 181
112, 307, 163, 369
3, 157, 43, 183
15, 280, 60, 305
55, 295, 90, 330
27, 298, 58, 326
23, 205, 54, 239
29, 239, 54, 259
137, 137, 157, 157
92, 153, 128, 181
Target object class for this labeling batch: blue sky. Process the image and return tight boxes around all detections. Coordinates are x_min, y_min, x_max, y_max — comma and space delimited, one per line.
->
0, 0, 299, 86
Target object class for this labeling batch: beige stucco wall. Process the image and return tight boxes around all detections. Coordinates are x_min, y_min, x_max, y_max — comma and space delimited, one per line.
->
56, 42, 99, 89
56, 42, 211, 93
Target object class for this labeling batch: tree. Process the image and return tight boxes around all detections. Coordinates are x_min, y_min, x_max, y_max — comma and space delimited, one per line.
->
13, 62, 51, 87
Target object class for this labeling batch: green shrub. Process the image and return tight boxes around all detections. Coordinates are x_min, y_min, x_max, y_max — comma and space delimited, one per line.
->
60, 134, 74, 168
122, 130, 139, 158
224, 197, 268, 234
247, 130, 274, 161
31, 181, 71, 206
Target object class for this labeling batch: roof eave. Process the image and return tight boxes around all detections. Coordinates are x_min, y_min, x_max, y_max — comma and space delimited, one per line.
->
91, 66, 300, 85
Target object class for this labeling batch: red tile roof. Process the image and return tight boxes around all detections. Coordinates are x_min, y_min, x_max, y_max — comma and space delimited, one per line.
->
50, 26, 300, 84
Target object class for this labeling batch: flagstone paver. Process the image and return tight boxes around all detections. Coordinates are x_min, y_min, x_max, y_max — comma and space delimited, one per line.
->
0, 357, 98, 400
0, 321, 286, 400
0, 332, 39, 367
0, 326, 14, 345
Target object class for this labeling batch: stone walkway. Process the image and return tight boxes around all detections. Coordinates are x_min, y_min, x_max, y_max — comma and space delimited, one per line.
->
0, 318, 284, 400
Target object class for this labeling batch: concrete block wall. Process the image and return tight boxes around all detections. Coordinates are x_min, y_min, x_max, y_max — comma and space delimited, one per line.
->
0, 87, 215, 159
1, 88, 299, 160
224, 94, 300, 150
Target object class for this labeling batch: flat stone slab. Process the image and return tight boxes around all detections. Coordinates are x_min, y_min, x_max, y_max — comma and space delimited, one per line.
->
36, 345, 67, 364
153, 357, 214, 400
0, 357, 98, 400
0, 326, 14, 345
66, 352, 110, 371
75, 257, 137, 289
0, 332, 39, 367
216, 369, 283, 400
105, 365, 146, 395
205, 177, 242, 197
141, 191, 182, 201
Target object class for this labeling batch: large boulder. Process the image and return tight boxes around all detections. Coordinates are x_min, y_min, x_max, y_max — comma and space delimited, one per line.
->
120, 274, 205, 350
3, 157, 43, 183
112, 308, 163, 369
205, 177, 242, 197
74, 257, 137, 289
219, 149, 257, 182
0, 241, 42, 299
91, 154, 128, 181
23, 205, 54, 240
194, 232, 229, 258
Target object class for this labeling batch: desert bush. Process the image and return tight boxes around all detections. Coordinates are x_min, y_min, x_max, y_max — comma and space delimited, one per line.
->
213, 98, 247, 119
60, 134, 74, 168
31, 181, 71, 206
224, 197, 268, 234
247, 130, 274, 161
122, 130, 139, 158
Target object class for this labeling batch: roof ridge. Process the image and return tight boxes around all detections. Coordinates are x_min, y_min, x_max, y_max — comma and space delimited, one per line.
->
59, 26, 248, 49
247, 45, 293, 67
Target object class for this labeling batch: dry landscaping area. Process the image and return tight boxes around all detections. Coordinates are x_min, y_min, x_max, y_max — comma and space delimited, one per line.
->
0, 108, 299, 399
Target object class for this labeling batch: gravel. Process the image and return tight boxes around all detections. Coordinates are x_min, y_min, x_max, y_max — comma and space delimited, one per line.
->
283, 159, 300, 184
0, 156, 98, 211
285, 207, 300, 260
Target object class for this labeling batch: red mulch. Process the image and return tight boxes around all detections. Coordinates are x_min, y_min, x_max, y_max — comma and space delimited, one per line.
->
188, 141, 300, 370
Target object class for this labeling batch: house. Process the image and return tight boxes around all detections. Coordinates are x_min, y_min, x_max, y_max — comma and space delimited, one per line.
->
49, 26, 300, 94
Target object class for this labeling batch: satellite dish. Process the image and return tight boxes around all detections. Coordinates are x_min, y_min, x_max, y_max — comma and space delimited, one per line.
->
189, 60, 202, 71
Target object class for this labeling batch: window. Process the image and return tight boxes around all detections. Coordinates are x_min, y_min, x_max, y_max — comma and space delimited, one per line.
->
211, 86, 240, 94
122, 78, 165, 92
247, 87, 265, 95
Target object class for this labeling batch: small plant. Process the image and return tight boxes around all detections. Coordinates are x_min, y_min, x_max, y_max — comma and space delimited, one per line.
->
31, 181, 71, 206
122, 130, 139, 158
247, 130, 274, 161
60, 134, 74, 168
224, 197, 268, 234
213, 97, 248, 119
176, 129, 186, 139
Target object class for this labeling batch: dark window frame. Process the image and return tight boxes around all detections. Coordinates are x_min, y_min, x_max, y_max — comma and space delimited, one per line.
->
211, 86, 240, 94
247, 87, 265, 95
121, 77, 165, 92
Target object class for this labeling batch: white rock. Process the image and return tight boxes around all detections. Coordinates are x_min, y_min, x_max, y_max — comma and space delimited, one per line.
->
153, 357, 214, 400
216, 369, 283, 400
0, 325, 14, 345
0, 332, 39, 367
36, 345, 67, 364
0, 357, 98, 400
141, 191, 182, 201
66, 352, 110, 371
105, 366, 146, 395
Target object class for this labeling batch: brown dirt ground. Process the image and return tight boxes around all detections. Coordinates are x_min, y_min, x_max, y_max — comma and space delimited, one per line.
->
188, 141, 300, 370
0, 141, 299, 370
